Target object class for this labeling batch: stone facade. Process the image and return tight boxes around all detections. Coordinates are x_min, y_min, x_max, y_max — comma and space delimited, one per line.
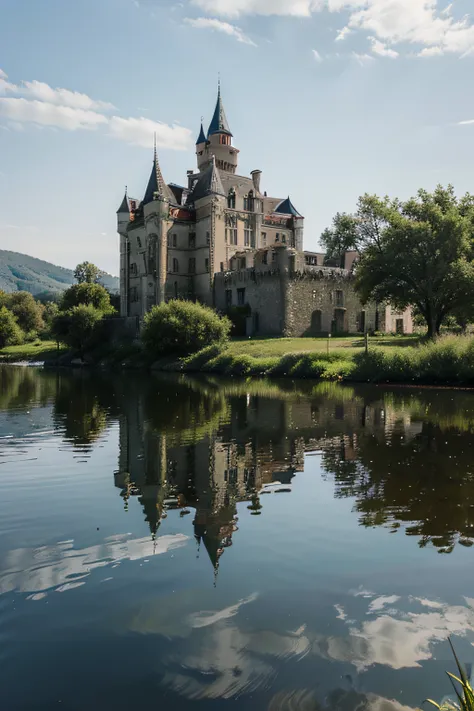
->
117, 85, 412, 336
214, 246, 413, 337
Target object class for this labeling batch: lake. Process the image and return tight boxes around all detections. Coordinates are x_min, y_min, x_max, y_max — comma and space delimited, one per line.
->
1, 366, 474, 711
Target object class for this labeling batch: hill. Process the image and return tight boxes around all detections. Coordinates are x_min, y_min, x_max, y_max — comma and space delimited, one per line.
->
0, 250, 119, 297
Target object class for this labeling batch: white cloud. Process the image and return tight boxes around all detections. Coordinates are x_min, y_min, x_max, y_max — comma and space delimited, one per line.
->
0, 98, 108, 130
418, 45, 444, 56
0, 68, 193, 150
459, 119, 474, 125
108, 116, 192, 149
191, 0, 474, 57
336, 25, 352, 41
184, 17, 256, 44
14, 80, 115, 111
191, 0, 315, 17
353, 51, 375, 65
370, 37, 399, 57
312, 48, 323, 61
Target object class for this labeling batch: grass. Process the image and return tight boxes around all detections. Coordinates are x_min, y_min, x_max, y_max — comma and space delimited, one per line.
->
0, 340, 67, 363
226, 334, 421, 358
173, 334, 474, 386
426, 639, 474, 710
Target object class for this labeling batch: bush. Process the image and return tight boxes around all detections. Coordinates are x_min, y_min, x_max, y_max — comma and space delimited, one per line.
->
0, 307, 23, 348
142, 300, 231, 358
61, 283, 115, 314
51, 305, 104, 357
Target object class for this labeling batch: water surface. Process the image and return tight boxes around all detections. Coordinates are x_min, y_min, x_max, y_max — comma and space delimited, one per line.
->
1, 366, 474, 710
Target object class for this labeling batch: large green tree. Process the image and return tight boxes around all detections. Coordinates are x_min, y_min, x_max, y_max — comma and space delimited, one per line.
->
52, 305, 104, 357
0, 307, 23, 348
321, 186, 474, 338
60, 282, 115, 314
0, 291, 44, 333
74, 261, 104, 284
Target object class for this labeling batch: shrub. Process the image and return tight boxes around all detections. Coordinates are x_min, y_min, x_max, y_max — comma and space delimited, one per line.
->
0, 306, 23, 348
51, 305, 104, 357
142, 300, 231, 359
61, 283, 115, 314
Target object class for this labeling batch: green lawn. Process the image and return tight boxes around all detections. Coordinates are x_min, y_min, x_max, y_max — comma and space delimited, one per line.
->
226, 335, 422, 358
0, 340, 66, 362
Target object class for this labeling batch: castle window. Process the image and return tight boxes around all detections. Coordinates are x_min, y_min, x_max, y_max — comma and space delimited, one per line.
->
227, 190, 236, 209
237, 288, 246, 306
262, 232, 267, 246
275, 233, 280, 242
206, 231, 210, 245
188, 257, 196, 274
172, 234, 177, 248
262, 252, 268, 265
335, 290, 344, 307
137, 236, 142, 249
172, 258, 179, 273
205, 258, 209, 273
228, 228, 237, 245
189, 233, 196, 249
225, 290, 232, 307
130, 286, 138, 302
130, 263, 137, 276
281, 234, 286, 244
244, 228, 252, 247
130, 200, 137, 211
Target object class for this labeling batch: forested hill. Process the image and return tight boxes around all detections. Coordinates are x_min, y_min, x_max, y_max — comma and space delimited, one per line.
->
0, 250, 119, 296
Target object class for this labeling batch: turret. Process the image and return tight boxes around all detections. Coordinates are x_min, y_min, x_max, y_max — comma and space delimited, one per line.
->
116, 190, 130, 234
197, 83, 239, 174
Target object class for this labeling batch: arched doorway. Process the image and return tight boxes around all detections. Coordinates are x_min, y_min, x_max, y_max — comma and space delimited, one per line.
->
311, 310, 322, 333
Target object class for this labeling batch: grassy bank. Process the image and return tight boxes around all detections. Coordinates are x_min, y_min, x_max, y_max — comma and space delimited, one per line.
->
174, 335, 474, 386
0, 340, 67, 363
3, 334, 474, 388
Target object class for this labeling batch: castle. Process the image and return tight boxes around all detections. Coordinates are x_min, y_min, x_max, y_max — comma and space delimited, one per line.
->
117, 86, 412, 336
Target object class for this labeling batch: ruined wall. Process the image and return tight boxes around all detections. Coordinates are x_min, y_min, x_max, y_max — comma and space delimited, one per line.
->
284, 273, 378, 337
214, 270, 285, 335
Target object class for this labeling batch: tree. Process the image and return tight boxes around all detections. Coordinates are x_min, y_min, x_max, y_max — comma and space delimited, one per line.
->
0, 307, 23, 348
321, 186, 474, 338
74, 261, 104, 284
52, 305, 104, 357
0, 291, 44, 333
142, 300, 231, 359
60, 282, 115, 314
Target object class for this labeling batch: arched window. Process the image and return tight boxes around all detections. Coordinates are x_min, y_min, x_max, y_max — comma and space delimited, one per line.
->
227, 189, 236, 209
174, 281, 178, 298
173, 258, 179, 273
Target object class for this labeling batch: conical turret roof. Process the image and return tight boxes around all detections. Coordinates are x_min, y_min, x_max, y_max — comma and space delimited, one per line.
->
143, 146, 175, 205
196, 122, 207, 145
207, 85, 232, 137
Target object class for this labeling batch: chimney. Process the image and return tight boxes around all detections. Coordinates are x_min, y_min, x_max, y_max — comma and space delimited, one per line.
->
251, 170, 262, 194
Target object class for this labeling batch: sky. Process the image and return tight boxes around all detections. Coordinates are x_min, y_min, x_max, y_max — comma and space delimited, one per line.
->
1, 0, 474, 276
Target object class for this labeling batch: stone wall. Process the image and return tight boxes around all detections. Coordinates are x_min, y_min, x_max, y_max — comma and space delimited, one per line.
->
214, 270, 285, 335
284, 273, 378, 337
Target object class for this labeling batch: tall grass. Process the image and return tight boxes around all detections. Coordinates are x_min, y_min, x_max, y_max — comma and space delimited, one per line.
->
175, 335, 474, 385
426, 639, 474, 711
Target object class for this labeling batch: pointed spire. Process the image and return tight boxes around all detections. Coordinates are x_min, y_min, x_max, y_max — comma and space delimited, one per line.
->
143, 138, 174, 205
190, 156, 225, 201
116, 189, 129, 214
196, 120, 207, 145
274, 196, 303, 218
207, 81, 232, 137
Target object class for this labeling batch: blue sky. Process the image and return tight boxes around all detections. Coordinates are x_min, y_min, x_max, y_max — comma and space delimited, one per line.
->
1, 0, 474, 275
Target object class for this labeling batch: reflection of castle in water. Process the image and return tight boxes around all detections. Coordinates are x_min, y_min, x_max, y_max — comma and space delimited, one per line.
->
114, 381, 426, 571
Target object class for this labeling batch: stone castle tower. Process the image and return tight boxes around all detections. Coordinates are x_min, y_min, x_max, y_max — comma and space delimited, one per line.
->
117, 84, 305, 318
